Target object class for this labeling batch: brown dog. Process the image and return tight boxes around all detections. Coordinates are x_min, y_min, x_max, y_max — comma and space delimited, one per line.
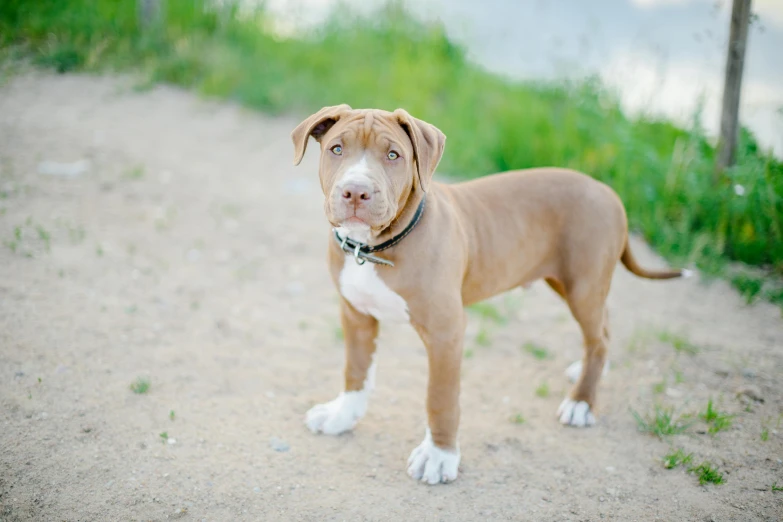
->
291, 105, 689, 485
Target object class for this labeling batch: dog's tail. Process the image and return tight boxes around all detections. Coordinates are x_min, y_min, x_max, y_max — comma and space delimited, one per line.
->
620, 239, 691, 280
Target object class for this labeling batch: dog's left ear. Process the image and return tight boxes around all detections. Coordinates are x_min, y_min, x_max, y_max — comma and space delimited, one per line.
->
291, 104, 352, 166
394, 109, 446, 192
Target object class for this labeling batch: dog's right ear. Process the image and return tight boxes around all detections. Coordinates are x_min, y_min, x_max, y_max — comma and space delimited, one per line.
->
291, 104, 352, 166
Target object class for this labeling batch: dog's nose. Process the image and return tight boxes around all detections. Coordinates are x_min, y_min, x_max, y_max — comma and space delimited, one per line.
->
341, 182, 373, 205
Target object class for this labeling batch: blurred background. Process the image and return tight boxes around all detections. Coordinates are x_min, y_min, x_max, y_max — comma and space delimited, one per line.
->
1, 0, 781, 305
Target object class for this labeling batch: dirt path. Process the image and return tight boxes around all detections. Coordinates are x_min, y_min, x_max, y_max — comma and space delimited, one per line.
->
1, 71, 781, 522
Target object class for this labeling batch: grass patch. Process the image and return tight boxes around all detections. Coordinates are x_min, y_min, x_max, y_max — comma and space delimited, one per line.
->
467, 302, 506, 325
159, 431, 168, 443
522, 342, 550, 360
510, 413, 525, 424
657, 331, 700, 356
688, 462, 724, 485
130, 377, 150, 394
631, 404, 691, 438
169, 410, 175, 421
700, 399, 734, 434
662, 448, 693, 469
535, 382, 550, 398
474, 326, 491, 347
761, 428, 769, 441
2, 0, 782, 308
772, 482, 783, 492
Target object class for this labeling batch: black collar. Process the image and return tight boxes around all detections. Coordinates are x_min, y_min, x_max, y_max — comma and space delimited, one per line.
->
333, 195, 426, 267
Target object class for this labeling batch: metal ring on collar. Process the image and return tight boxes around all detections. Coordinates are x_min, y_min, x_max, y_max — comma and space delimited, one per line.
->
353, 243, 366, 265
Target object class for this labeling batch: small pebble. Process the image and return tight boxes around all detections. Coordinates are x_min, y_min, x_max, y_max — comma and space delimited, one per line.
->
167, 438, 177, 445
270, 437, 289, 452
253, 487, 261, 493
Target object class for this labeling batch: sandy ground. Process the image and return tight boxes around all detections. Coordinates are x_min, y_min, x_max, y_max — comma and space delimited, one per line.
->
0, 71, 781, 522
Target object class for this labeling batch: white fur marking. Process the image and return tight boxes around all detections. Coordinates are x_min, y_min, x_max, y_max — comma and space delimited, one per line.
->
305, 360, 377, 435
339, 155, 372, 185
557, 398, 596, 427
565, 359, 610, 383
407, 428, 460, 485
339, 255, 409, 323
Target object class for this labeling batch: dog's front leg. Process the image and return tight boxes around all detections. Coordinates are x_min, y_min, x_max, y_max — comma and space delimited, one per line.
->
407, 303, 464, 484
305, 298, 379, 435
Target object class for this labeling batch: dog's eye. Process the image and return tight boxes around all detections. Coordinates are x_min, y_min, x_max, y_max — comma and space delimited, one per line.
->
387, 151, 399, 160
330, 145, 342, 155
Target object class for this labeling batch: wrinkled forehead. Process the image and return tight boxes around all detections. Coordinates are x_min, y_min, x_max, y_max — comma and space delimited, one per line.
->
328, 110, 411, 150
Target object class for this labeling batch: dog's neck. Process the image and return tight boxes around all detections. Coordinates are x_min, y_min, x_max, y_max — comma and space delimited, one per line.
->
374, 187, 426, 247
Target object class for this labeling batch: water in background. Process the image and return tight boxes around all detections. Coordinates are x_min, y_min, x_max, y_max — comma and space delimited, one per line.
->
262, 0, 783, 157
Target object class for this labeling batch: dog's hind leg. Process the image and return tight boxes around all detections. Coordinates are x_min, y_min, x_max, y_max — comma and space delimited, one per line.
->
556, 280, 611, 427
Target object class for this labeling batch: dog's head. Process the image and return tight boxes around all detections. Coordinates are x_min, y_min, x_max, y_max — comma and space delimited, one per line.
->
291, 105, 445, 239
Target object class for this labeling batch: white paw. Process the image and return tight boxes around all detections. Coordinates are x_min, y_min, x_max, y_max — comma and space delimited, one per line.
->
557, 398, 596, 427
564, 359, 609, 383
406, 429, 460, 485
305, 391, 368, 435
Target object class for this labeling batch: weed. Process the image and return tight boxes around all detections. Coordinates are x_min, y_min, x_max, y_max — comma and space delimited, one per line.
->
700, 399, 733, 434
772, 482, 783, 492
169, 410, 175, 421
467, 302, 506, 325
522, 342, 549, 360
463, 348, 474, 359
159, 431, 168, 443
35, 225, 50, 250
631, 404, 691, 438
761, 428, 769, 441
510, 414, 525, 424
652, 380, 666, 394
130, 377, 150, 394
535, 382, 550, 398
662, 448, 693, 469
688, 462, 724, 485
124, 165, 145, 180
657, 331, 700, 356
475, 326, 491, 347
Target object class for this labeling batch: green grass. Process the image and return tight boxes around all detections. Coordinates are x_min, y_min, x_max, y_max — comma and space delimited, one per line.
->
467, 302, 506, 325
761, 428, 769, 441
631, 404, 691, 438
169, 410, 175, 421
159, 431, 168, 443
688, 462, 724, 485
522, 342, 550, 360
535, 382, 550, 398
2, 0, 782, 308
510, 413, 526, 424
772, 482, 783, 492
662, 448, 693, 469
700, 399, 734, 434
657, 331, 700, 356
130, 377, 150, 394
475, 326, 492, 347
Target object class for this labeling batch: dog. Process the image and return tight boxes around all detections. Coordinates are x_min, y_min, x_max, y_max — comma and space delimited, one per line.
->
291, 105, 689, 485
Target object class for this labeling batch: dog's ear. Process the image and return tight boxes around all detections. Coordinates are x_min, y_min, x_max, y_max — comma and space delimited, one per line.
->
291, 104, 352, 166
393, 109, 446, 192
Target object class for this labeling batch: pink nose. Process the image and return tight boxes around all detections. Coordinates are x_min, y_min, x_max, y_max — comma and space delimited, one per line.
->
341, 182, 373, 206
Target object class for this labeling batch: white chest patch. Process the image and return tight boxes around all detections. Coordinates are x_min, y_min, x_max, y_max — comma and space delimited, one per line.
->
338, 255, 409, 323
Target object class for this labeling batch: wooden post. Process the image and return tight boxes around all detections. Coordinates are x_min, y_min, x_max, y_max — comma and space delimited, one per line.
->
716, 0, 752, 176
138, 0, 164, 29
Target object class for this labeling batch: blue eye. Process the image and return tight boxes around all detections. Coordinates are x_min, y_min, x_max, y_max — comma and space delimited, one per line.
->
331, 145, 342, 155
387, 151, 399, 160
